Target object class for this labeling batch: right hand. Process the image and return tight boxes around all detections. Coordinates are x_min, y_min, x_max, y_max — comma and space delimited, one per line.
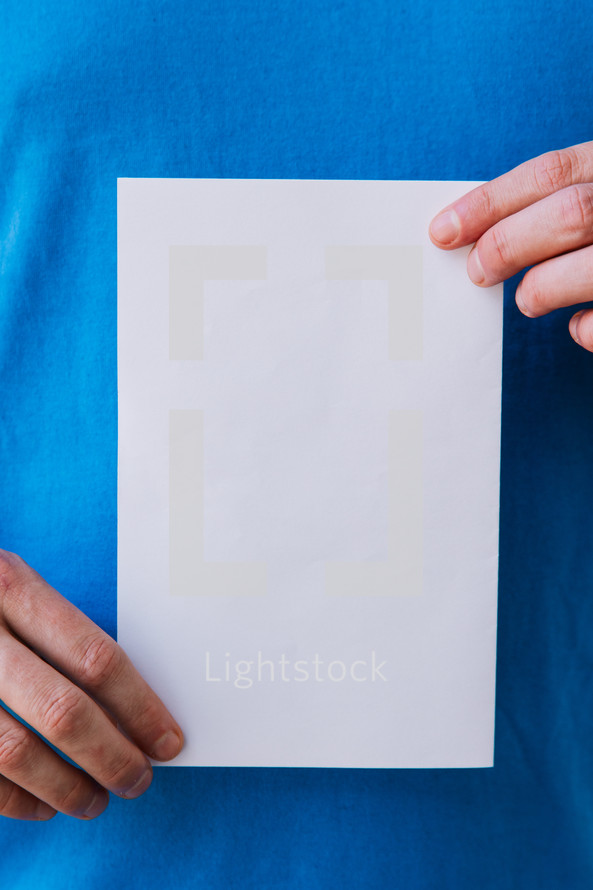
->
0, 549, 184, 821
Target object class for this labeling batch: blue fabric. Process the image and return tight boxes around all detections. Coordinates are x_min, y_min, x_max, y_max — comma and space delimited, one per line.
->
2, 0, 593, 886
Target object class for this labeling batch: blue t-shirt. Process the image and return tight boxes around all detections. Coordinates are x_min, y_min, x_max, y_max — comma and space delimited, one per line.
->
2, 1, 593, 887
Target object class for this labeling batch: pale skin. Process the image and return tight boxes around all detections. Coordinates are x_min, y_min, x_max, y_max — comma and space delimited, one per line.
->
2, 142, 591, 824
429, 140, 593, 348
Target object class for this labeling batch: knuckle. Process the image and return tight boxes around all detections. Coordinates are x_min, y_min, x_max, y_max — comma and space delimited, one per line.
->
532, 148, 577, 194
473, 183, 497, 221
0, 778, 20, 816
39, 686, 90, 742
76, 633, 124, 690
560, 185, 593, 235
487, 224, 513, 270
136, 701, 167, 738
0, 724, 35, 773
54, 771, 92, 815
100, 750, 145, 791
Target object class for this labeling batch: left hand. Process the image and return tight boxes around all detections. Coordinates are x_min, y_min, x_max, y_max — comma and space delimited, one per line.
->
428, 141, 593, 350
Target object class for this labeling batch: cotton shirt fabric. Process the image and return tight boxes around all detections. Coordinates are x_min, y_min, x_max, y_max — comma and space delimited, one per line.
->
1, 1, 593, 887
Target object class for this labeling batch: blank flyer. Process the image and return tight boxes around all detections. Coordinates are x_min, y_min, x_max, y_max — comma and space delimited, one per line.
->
117, 179, 503, 768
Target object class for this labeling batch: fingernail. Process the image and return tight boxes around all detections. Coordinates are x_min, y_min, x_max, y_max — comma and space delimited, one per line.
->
81, 790, 109, 820
151, 730, 183, 761
429, 210, 461, 245
515, 283, 534, 318
467, 247, 485, 285
34, 801, 57, 821
570, 311, 584, 344
118, 764, 153, 800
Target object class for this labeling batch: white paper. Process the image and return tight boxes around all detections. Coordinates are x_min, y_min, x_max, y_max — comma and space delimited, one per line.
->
117, 179, 502, 768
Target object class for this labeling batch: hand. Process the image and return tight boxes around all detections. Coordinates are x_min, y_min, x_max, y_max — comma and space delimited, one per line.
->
0, 549, 184, 821
428, 141, 593, 350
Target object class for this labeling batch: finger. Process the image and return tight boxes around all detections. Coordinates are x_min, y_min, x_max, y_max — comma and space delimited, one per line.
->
0, 626, 153, 800
466, 184, 593, 287
0, 775, 56, 822
95, 700, 118, 727
429, 142, 593, 249
0, 550, 183, 761
569, 308, 593, 351
514, 244, 593, 318
0, 706, 106, 820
